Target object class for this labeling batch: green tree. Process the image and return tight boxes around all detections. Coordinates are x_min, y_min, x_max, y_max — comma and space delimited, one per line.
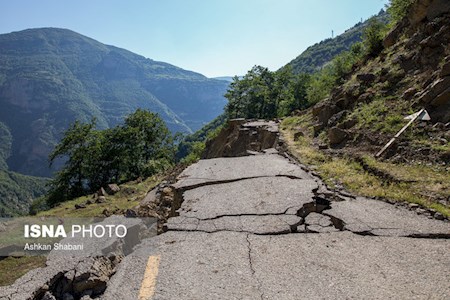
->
276, 67, 311, 116
363, 18, 387, 57
306, 66, 336, 105
47, 109, 175, 205
225, 66, 275, 119
47, 120, 98, 204
225, 65, 314, 119
387, 0, 415, 24
120, 109, 175, 179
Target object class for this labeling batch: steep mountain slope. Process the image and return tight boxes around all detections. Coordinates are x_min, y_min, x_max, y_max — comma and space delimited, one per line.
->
287, 10, 388, 74
0, 28, 228, 178
0, 120, 49, 216
282, 0, 450, 215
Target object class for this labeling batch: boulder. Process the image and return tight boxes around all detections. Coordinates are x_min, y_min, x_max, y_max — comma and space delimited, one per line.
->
42, 292, 57, 300
431, 87, 450, 107
97, 187, 107, 197
105, 183, 120, 195
75, 203, 86, 209
338, 118, 357, 130
356, 73, 376, 84
383, 18, 408, 48
328, 127, 348, 145
440, 60, 450, 77
357, 92, 374, 103
418, 77, 450, 103
434, 212, 445, 220
125, 209, 138, 218
96, 196, 107, 203
403, 87, 418, 99
327, 110, 349, 127
312, 102, 338, 125
335, 97, 350, 109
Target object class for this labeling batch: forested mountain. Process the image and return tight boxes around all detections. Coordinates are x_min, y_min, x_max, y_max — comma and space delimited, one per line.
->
0, 28, 228, 178
287, 10, 388, 74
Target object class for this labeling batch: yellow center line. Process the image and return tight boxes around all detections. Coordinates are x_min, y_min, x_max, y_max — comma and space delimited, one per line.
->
138, 255, 161, 300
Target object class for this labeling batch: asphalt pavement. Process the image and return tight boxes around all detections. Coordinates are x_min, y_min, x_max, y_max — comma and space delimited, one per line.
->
102, 153, 450, 300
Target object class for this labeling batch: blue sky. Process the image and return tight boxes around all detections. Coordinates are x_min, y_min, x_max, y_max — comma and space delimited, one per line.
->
1, 0, 388, 77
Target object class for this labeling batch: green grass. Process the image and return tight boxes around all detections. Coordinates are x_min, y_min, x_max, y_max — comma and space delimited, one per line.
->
413, 139, 450, 153
281, 116, 450, 217
348, 97, 414, 135
0, 256, 46, 286
37, 176, 160, 218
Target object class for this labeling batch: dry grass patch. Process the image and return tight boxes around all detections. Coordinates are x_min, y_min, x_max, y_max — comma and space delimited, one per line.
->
281, 116, 450, 217
38, 176, 160, 218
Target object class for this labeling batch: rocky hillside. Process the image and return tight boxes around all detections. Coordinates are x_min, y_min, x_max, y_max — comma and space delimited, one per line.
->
0, 28, 228, 178
282, 0, 450, 215
311, 0, 450, 158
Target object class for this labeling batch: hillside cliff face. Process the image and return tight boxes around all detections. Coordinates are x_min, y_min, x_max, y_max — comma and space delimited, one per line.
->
0, 28, 228, 177
312, 0, 450, 163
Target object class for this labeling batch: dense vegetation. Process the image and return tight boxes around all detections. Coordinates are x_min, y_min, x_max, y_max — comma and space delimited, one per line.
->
0, 170, 49, 216
225, 66, 310, 119
387, 0, 415, 23
45, 109, 175, 206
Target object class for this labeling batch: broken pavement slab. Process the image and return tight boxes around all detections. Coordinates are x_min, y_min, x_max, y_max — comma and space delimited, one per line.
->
178, 177, 317, 219
326, 197, 450, 237
167, 168, 316, 235
173, 155, 310, 190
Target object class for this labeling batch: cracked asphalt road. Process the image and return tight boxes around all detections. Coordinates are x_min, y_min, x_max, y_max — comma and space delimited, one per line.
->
102, 153, 450, 300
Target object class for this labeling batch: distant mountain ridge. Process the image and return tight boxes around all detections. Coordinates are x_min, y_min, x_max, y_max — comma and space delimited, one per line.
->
287, 10, 388, 74
0, 28, 229, 178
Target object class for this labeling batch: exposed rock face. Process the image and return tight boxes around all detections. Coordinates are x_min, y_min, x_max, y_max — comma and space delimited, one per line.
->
202, 119, 279, 159
312, 0, 450, 160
